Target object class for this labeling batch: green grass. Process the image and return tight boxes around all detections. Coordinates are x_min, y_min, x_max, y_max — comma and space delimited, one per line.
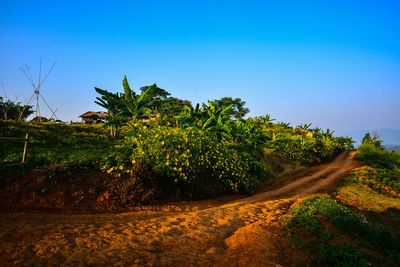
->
0, 120, 121, 170
336, 174, 400, 236
348, 143, 400, 198
285, 196, 400, 266
355, 144, 400, 170
336, 178, 400, 213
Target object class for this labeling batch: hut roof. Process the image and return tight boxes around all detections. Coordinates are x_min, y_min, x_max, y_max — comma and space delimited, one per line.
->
78, 111, 107, 119
30, 116, 48, 122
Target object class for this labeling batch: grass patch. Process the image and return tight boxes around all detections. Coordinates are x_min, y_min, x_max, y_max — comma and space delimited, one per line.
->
285, 195, 400, 266
336, 178, 400, 213
0, 120, 122, 171
355, 144, 400, 170
336, 173, 400, 236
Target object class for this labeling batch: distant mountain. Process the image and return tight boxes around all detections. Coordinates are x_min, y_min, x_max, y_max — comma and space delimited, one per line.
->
385, 145, 400, 152
337, 128, 400, 147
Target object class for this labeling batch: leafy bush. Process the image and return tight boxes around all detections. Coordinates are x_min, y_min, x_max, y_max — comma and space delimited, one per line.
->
266, 131, 342, 164
316, 243, 370, 267
355, 144, 400, 170
123, 123, 263, 197
0, 97, 34, 121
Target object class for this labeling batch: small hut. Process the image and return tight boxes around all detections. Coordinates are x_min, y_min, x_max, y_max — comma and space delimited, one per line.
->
30, 116, 49, 122
78, 111, 107, 124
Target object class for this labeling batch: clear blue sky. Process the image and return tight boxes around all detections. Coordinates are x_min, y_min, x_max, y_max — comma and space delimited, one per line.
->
1, 0, 399, 135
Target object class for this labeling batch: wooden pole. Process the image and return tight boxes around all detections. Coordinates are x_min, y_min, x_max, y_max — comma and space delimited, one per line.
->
22, 133, 29, 164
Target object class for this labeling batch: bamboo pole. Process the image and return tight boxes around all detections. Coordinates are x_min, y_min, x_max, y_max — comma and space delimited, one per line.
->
0, 137, 25, 140
22, 133, 29, 164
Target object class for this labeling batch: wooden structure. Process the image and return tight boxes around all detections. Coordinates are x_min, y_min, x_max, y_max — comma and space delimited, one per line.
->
18, 60, 58, 122
78, 111, 107, 124
0, 133, 29, 164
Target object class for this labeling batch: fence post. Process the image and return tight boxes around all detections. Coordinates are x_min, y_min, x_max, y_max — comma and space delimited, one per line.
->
22, 133, 29, 164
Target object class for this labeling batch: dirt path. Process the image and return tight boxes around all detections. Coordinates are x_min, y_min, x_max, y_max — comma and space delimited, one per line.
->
0, 152, 356, 266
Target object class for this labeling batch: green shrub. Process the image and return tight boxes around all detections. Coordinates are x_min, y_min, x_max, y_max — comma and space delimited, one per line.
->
316, 243, 370, 267
270, 135, 340, 165
355, 144, 400, 170
123, 123, 263, 197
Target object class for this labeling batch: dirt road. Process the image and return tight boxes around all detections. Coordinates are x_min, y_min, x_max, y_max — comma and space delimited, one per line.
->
0, 152, 356, 266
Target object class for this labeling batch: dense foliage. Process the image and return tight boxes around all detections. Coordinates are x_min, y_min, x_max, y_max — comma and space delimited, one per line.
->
92, 77, 353, 197
361, 132, 384, 150
0, 96, 34, 121
356, 143, 400, 170
127, 123, 262, 196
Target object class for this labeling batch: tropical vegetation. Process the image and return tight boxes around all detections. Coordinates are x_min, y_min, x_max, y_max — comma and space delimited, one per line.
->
0, 96, 34, 121
0, 76, 355, 201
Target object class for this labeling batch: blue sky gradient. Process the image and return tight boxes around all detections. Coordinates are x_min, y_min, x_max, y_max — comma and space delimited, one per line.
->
1, 0, 399, 135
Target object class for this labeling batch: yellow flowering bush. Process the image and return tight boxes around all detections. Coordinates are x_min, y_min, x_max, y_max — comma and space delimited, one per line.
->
125, 123, 262, 196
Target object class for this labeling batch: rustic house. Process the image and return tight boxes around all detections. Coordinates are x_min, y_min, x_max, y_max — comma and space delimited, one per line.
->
78, 111, 107, 124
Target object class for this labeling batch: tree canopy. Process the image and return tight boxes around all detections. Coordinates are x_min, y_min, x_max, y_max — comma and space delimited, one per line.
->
362, 132, 384, 150
0, 97, 34, 121
140, 85, 171, 100
208, 97, 249, 120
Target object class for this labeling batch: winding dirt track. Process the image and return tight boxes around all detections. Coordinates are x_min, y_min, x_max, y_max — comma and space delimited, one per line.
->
0, 152, 356, 266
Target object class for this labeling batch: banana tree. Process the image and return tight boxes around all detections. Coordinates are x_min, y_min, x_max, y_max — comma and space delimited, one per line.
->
278, 121, 291, 128
312, 127, 322, 135
94, 87, 126, 138
297, 123, 312, 130
197, 101, 234, 140
232, 120, 271, 157
322, 129, 335, 139
175, 103, 203, 127
201, 101, 233, 129
95, 76, 159, 137
121, 76, 158, 122
258, 114, 276, 125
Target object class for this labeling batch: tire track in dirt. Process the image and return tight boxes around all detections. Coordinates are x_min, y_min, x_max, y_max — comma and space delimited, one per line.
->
0, 152, 356, 266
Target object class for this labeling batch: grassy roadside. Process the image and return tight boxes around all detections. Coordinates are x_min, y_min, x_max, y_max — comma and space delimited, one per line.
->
282, 145, 400, 266
284, 194, 400, 266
